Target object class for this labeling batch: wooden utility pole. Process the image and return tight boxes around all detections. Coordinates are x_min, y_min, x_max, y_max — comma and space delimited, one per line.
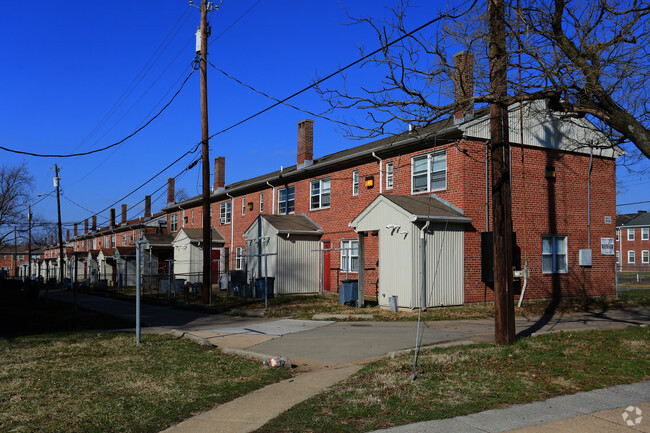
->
489, 0, 516, 344
27, 205, 32, 279
55, 164, 65, 284
200, 0, 211, 304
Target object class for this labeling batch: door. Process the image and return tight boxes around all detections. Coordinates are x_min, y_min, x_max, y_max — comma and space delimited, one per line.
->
211, 249, 220, 284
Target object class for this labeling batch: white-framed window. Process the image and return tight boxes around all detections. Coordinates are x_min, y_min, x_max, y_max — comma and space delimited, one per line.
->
542, 235, 568, 273
260, 192, 264, 212
182, 211, 186, 228
104, 236, 109, 247
139, 230, 144, 240
170, 214, 178, 232
616, 228, 620, 241
122, 233, 127, 246
412, 149, 446, 193
642, 227, 649, 241
191, 209, 194, 225
242, 197, 246, 216
616, 250, 620, 264
17, 254, 24, 261
235, 246, 245, 270
111, 235, 116, 248
92, 238, 97, 250
642, 250, 649, 264
352, 170, 359, 196
220, 201, 231, 224
386, 161, 394, 190
628, 250, 636, 264
340, 239, 359, 273
628, 228, 635, 241
278, 186, 295, 214
310, 178, 331, 210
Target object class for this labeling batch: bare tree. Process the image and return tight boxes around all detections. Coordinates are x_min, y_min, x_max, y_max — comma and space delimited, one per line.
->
0, 162, 34, 245
319, 0, 650, 159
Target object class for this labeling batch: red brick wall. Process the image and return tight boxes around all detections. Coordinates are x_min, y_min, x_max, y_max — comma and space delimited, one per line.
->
617, 224, 650, 271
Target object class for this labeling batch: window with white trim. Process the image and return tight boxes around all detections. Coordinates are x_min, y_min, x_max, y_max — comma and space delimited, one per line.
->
170, 214, 178, 232
616, 228, 620, 241
104, 236, 109, 247
235, 246, 245, 270
111, 235, 116, 248
260, 192, 264, 212
122, 233, 127, 246
628, 228, 635, 241
542, 235, 567, 273
278, 186, 295, 214
412, 149, 446, 193
242, 197, 246, 215
386, 161, 394, 190
616, 250, 620, 264
93, 238, 97, 250
310, 178, 331, 210
191, 209, 194, 225
628, 250, 636, 264
352, 170, 359, 196
642, 250, 649, 264
340, 239, 359, 273
220, 202, 231, 224
642, 227, 649, 241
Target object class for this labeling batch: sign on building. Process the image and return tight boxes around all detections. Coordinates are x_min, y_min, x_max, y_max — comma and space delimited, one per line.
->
601, 237, 615, 255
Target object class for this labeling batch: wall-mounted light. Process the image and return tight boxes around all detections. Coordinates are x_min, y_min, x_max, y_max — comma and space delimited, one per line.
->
545, 166, 556, 178
365, 176, 375, 188
248, 202, 254, 211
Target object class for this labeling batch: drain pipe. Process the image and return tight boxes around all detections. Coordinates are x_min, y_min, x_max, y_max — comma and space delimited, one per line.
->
372, 152, 383, 194
587, 147, 593, 248
420, 220, 430, 309
266, 181, 275, 214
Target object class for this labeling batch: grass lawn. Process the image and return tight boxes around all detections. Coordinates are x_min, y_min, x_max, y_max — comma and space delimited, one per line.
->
257, 326, 650, 433
0, 287, 292, 433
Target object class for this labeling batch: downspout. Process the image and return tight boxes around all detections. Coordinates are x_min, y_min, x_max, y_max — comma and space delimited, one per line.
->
420, 220, 430, 309
485, 141, 490, 231
587, 147, 593, 248
227, 193, 234, 272
372, 152, 383, 194
266, 181, 275, 214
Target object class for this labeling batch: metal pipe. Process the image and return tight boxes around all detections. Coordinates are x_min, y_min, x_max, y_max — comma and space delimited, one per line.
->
266, 181, 275, 214
420, 220, 430, 309
372, 152, 383, 194
587, 147, 593, 248
135, 241, 142, 344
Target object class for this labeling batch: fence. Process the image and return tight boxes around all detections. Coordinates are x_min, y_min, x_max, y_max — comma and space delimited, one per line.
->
617, 265, 650, 284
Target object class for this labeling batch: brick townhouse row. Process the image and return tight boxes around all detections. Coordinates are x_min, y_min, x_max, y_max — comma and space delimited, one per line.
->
616, 211, 650, 271
32, 52, 621, 307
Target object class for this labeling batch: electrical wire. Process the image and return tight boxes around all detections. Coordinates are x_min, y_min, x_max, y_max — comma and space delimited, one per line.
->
0, 68, 196, 158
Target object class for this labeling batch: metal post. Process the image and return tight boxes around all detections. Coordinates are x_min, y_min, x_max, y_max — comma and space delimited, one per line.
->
55, 164, 64, 284
264, 253, 268, 310
136, 241, 142, 344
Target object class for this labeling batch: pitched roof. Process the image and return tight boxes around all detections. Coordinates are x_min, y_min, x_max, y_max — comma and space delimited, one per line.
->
262, 214, 322, 234
142, 234, 174, 246
180, 228, 225, 243
620, 211, 650, 227
382, 194, 472, 222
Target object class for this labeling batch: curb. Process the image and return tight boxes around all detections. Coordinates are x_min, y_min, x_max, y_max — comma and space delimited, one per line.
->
230, 309, 266, 317
221, 348, 292, 367
387, 340, 475, 358
312, 313, 374, 320
168, 329, 213, 347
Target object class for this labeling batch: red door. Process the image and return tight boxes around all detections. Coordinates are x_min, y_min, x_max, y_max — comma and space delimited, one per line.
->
211, 250, 220, 284
323, 241, 331, 292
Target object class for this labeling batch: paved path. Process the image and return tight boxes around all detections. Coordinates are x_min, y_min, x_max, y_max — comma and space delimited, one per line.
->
46, 290, 650, 433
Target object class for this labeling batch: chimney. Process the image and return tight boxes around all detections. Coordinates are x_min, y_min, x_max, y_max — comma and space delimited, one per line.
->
84, 219, 88, 234
297, 119, 314, 169
214, 157, 225, 193
66, 230, 70, 242
167, 177, 175, 205
121, 204, 127, 225
144, 195, 151, 218
50, 235, 54, 245
453, 51, 474, 123
74, 223, 78, 237
92, 216, 97, 231
110, 208, 116, 228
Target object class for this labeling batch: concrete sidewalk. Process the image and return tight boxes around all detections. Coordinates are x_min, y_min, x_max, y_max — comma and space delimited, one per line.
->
371, 381, 650, 433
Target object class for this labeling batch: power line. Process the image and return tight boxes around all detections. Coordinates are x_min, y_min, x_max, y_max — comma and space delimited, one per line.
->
0, 68, 196, 158
617, 200, 650, 207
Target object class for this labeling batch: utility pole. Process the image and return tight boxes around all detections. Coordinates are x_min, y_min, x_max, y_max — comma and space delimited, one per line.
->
489, 0, 515, 345
27, 206, 32, 280
55, 164, 65, 284
199, 0, 212, 304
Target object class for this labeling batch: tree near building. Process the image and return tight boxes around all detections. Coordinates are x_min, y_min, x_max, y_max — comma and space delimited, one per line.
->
0, 162, 34, 245
319, 0, 650, 159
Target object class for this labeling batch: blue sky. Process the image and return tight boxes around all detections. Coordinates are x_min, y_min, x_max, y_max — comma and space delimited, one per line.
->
0, 0, 647, 240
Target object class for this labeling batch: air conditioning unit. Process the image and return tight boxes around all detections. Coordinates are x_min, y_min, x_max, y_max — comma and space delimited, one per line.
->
219, 217, 227, 224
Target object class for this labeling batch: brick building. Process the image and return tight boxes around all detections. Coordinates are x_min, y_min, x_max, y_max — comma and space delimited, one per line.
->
616, 211, 650, 271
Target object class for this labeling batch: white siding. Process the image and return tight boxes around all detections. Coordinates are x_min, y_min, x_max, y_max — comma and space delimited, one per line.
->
276, 235, 320, 294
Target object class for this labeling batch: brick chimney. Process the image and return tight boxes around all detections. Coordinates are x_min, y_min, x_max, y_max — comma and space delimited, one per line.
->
144, 195, 151, 218
297, 119, 314, 169
50, 235, 54, 245
92, 216, 97, 232
110, 209, 116, 228
121, 204, 127, 225
167, 177, 175, 205
84, 219, 88, 234
74, 223, 78, 237
66, 229, 70, 242
453, 51, 474, 123
214, 157, 225, 193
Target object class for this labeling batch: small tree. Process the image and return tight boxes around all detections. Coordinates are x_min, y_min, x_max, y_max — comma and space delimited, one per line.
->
0, 162, 34, 245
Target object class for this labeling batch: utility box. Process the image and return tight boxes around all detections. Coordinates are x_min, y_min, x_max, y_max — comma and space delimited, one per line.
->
579, 249, 592, 267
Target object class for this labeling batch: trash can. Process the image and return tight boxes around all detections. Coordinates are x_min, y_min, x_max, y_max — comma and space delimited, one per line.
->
255, 277, 275, 299
389, 296, 398, 312
340, 279, 358, 307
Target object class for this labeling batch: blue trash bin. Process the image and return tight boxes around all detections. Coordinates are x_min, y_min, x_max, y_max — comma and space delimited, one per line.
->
340, 279, 358, 307
255, 277, 275, 299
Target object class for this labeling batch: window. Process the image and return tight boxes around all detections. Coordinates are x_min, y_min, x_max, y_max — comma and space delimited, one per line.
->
242, 197, 246, 216
340, 239, 359, 273
642, 250, 649, 264
278, 186, 295, 214
122, 233, 127, 246
260, 192, 264, 212
412, 149, 446, 193
220, 201, 231, 224
642, 228, 649, 241
104, 236, 109, 247
170, 214, 178, 232
628, 250, 636, 264
235, 246, 245, 270
542, 235, 567, 273
191, 209, 194, 225
628, 228, 635, 241
139, 230, 144, 240
616, 228, 620, 241
352, 170, 359, 196
386, 161, 394, 190
111, 235, 116, 248
616, 250, 620, 264
17, 254, 24, 261
310, 178, 331, 210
